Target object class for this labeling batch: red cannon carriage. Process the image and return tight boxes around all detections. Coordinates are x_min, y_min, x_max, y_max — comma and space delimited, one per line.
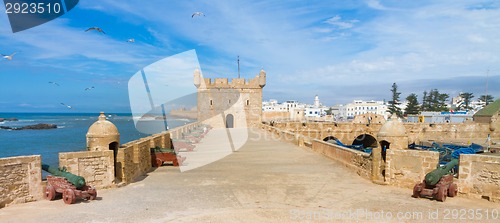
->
44, 176, 97, 204
412, 174, 458, 202
412, 159, 458, 202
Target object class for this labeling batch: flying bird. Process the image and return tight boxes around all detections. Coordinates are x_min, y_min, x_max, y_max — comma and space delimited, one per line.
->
85, 27, 106, 34
192, 12, 205, 18
48, 81, 60, 86
1, 52, 17, 60
60, 103, 73, 109
85, 86, 95, 91
126, 38, 135, 43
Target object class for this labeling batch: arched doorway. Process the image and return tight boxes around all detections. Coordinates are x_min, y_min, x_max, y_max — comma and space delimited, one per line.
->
225, 114, 234, 128
352, 134, 378, 148
379, 140, 390, 162
109, 142, 119, 177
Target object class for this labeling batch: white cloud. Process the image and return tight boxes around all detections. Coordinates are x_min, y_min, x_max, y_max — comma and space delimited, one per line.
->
324, 15, 359, 29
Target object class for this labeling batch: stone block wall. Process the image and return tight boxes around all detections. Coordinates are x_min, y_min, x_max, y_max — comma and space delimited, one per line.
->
0, 156, 42, 208
385, 150, 439, 189
458, 154, 500, 202
311, 140, 372, 180
135, 140, 152, 174
116, 144, 137, 184
262, 111, 290, 122
59, 151, 114, 189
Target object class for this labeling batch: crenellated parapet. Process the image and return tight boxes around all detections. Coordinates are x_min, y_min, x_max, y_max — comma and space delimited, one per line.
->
194, 69, 266, 90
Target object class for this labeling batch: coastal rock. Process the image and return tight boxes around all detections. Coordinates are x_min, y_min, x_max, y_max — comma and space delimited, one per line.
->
20, 123, 57, 130
0, 123, 57, 130
0, 118, 19, 122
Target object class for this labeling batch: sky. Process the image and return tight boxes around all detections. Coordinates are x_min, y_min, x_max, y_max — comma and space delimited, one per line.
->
0, 0, 499, 113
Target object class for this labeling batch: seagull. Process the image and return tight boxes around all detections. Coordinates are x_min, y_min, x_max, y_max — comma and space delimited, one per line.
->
85, 86, 95, 91
48, 81, 60, 86
60, 103, 73, 109
126, 38, 135, 43
85, 27, 105, 34
1, 52, 17, 60
192, 12, 205, 18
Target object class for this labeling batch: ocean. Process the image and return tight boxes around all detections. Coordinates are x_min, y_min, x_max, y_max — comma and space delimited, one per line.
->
0, 113, 193, 168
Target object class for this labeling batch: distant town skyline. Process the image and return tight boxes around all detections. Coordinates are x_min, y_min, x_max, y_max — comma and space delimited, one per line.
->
0, 1, 499, 112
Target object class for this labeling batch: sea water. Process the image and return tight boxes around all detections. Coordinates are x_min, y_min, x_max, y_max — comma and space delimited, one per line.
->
0, 113, 193, 168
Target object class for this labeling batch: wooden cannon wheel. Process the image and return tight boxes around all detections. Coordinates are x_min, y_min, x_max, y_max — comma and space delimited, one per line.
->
44, 185, 56, 201
412, 183, 422, 198
88, 187, 97, 200
63, 189, 76, 204
448, 183, 458, 197
435, 186, 448, 202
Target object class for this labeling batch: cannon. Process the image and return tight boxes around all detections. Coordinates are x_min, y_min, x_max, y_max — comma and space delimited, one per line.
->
412, 159, 458, 202
42, 164, 97, 204
151, 147, 185, 167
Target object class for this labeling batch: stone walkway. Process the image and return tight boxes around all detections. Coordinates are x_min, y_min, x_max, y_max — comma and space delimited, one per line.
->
1, 128, 499, 222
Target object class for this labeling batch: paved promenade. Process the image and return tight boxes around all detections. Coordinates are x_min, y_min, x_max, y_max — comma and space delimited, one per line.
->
1, 128, 499, 222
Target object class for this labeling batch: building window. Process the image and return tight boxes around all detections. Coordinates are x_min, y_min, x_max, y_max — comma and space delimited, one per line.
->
210, 100, 213, 106
246, 100, 249, 106
228, 99, 231, 104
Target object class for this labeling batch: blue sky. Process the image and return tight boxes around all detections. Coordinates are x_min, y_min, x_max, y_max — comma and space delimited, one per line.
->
0, 0, 499, 112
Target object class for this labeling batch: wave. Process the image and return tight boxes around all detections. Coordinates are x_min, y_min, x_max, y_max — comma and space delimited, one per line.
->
172, 118, 192, 122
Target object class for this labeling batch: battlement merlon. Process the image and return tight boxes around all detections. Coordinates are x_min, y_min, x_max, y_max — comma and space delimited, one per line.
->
194, 69, 266, 89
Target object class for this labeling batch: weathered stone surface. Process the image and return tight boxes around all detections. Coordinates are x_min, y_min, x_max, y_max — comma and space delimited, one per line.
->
0, 156, 42, 208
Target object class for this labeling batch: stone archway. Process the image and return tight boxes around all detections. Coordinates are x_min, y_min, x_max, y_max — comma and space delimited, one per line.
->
225, 114, 234, 128
323, 136, 338, 144
352, 134, 378, 148
109, 142, 119, 177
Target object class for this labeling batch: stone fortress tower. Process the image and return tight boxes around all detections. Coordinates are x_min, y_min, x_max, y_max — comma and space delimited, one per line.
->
194, 69, 266, 128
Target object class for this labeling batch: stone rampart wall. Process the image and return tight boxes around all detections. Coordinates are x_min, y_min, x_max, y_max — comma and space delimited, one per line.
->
311, 140, 372, 180
0, 156, 42, 208
458, 154, 500, 202
270, 121, 495, 146
59, 151, 114, 189
385, 150, 440, 189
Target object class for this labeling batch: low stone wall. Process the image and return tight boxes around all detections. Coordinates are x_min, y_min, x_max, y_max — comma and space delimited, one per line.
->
262, 111, 290, 122
169, 122, 202, 139
0, 156, 42, 208
116, 144, 137, 184
311, 140, 372, 180
59, 151, 114, 189
458, 154, 500, 202
385, 150, 439, 189
116, 130, 176, 185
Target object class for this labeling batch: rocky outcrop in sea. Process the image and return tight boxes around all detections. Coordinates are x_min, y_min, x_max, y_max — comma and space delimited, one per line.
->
0, 123, 57, 130
0, 118, 19, 122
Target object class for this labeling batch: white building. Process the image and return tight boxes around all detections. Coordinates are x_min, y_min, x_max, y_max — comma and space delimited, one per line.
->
333, 100, 389, 121
262, 95, 330, 120
304, 95, 328, 118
